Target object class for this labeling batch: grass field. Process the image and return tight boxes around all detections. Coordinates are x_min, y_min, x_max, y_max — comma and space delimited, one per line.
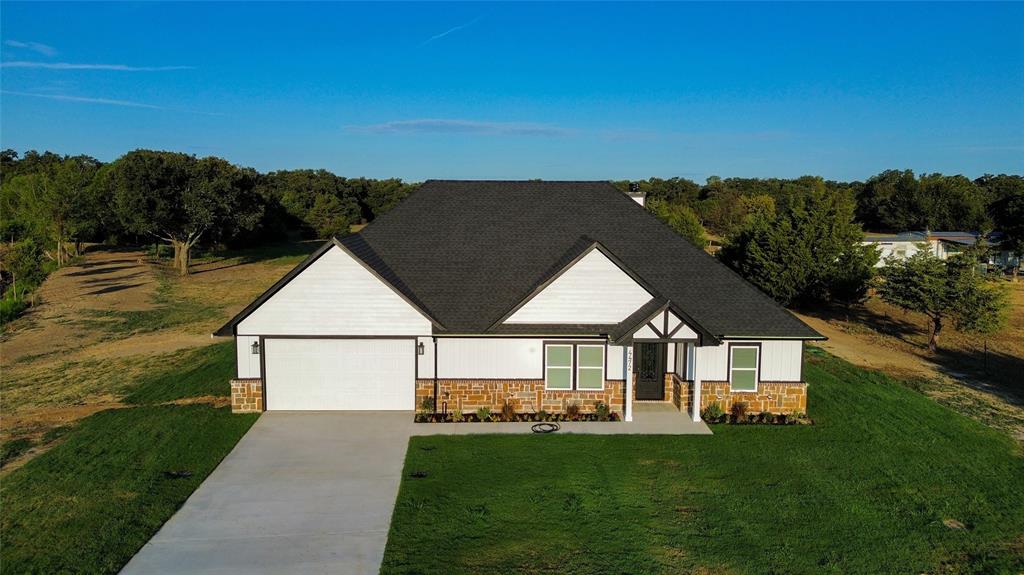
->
0, 243, 313, 574
0, 343, 257, 574
381, 349, 1024, 575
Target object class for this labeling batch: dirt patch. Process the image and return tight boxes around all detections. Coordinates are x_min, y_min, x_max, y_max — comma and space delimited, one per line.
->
1, 244, 308, 469
1, 249, 159, 364
796, 282, 1024, 441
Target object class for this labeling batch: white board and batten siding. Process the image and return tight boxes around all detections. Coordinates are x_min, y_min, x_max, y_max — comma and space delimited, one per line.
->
236, 335, 261, 378
233, 244, 431, 386
417, 338, 628, 380
505, 249, 653, 324
695, 340, 803, 382
235, 245, 432, 337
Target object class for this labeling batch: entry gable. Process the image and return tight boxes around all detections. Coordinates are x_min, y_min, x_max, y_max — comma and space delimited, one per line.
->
502, 244, 656, 325
226, 242, 434, 336
619, 306, 701, 342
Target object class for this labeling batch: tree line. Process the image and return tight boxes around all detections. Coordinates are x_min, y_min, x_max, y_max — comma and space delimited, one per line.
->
612, 174, 1020, 350
1, 149, 417, 277
2, 147, 1021, 344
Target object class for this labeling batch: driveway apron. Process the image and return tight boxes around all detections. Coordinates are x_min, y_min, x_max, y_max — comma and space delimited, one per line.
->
121, 412, 415, 575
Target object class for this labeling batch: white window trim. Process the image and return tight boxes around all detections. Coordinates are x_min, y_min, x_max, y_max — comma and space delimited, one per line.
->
544, 342, 606, 391
544, 344, 574, 390
576, 344, 605, 390
729, 344, 759, 392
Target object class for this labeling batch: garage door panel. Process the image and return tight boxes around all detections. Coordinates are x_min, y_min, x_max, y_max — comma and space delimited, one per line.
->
264, 339, 414, 411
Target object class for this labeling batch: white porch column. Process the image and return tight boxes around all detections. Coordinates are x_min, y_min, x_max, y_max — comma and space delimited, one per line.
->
624, 345, 634, 422
691, 343, 702, 422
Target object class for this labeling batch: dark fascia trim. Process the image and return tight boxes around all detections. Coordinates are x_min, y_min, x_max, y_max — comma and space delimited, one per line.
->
330, 237, 444, 330
485, 240, 665, 331
720, 335, 828, 341
611, 302, 718, 347
664, 303, 719, 346
212, 237, 444, 337
610, 301, 669, 344
238, 334, 420, 339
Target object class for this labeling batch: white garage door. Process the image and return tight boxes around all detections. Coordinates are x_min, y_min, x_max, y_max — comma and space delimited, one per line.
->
263, 338, 415, 410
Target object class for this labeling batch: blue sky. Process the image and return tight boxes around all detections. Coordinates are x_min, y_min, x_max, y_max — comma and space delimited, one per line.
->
1, 2, 1021, 182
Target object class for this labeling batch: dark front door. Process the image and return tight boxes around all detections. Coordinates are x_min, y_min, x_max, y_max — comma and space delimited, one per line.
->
635, 343, 666, 400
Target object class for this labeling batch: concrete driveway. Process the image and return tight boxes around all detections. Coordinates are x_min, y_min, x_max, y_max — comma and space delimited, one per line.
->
121, 412, 416, 575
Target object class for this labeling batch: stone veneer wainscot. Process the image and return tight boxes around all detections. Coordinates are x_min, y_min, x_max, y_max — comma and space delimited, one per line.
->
415, 379, 626, 415
230, 378, 263, 413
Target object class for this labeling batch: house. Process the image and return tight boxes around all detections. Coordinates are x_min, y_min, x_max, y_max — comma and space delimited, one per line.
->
864, 231, 1020, 270
215, 180, 823, 422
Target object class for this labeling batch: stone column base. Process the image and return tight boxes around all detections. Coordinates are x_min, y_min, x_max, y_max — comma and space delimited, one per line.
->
230, 379, 263, 413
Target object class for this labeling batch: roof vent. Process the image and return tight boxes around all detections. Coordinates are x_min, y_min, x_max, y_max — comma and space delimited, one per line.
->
626, 182, 645, 206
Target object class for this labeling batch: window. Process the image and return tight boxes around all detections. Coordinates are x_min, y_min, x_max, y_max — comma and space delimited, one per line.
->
576, 345, 605, 389
545, 343, 605, 390
729, 345, 759, 392
545, 345, 573, 389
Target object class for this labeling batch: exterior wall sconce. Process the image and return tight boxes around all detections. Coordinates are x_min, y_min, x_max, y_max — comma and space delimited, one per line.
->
251, 341, 261, 355
417, 342, 425, 355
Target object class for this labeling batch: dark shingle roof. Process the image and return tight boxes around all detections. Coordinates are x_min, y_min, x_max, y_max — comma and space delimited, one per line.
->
339, 180, 820, 340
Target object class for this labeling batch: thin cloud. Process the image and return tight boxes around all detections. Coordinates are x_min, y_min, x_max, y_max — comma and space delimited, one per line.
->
420, 16, 481, 46
1, 61, 194, 71
1, 90, 222, 116
4, 40, 57, 57
347, 118, 571, 137
2, 90, 163, 109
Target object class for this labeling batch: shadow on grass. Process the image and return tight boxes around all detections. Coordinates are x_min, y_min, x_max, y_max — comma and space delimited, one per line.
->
189, 241, 322, 275
800, 303, 1024, 407
84, 283, 147, 296
65, 265, 139, 277
800, 302, 924, 344
121, 342, 234, 404
934, 346, 1024, 406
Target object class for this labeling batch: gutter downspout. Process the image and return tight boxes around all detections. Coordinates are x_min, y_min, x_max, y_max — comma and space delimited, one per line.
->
432, 336, 438, 415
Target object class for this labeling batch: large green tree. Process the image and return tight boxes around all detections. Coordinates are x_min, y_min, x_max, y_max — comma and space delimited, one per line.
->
1, 155, 101, 267
878, 251, 1008, 352
646, 198, 708, 248
719, 183, 877, 307
983, 175, 1024, 280
108, 151, 262, 275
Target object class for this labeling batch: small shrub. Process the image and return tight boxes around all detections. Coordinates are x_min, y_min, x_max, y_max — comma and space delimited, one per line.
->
450, 409, 463, 423
594, 401, 611, 422
1, 437, 34, 467
701, 401, 725, 421
730, 401, 748, 421
476, 406, 492, 422
759, 412, 776, 424
500, 399, 516, 422
536, 409, 550, 421
565, 402, 581, 420
419, 396, 435, 414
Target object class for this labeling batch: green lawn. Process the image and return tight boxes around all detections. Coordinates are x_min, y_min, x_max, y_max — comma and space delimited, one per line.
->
121, 341, 235, 404
0, 344, 258, 574
382, 349, 1024, 575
